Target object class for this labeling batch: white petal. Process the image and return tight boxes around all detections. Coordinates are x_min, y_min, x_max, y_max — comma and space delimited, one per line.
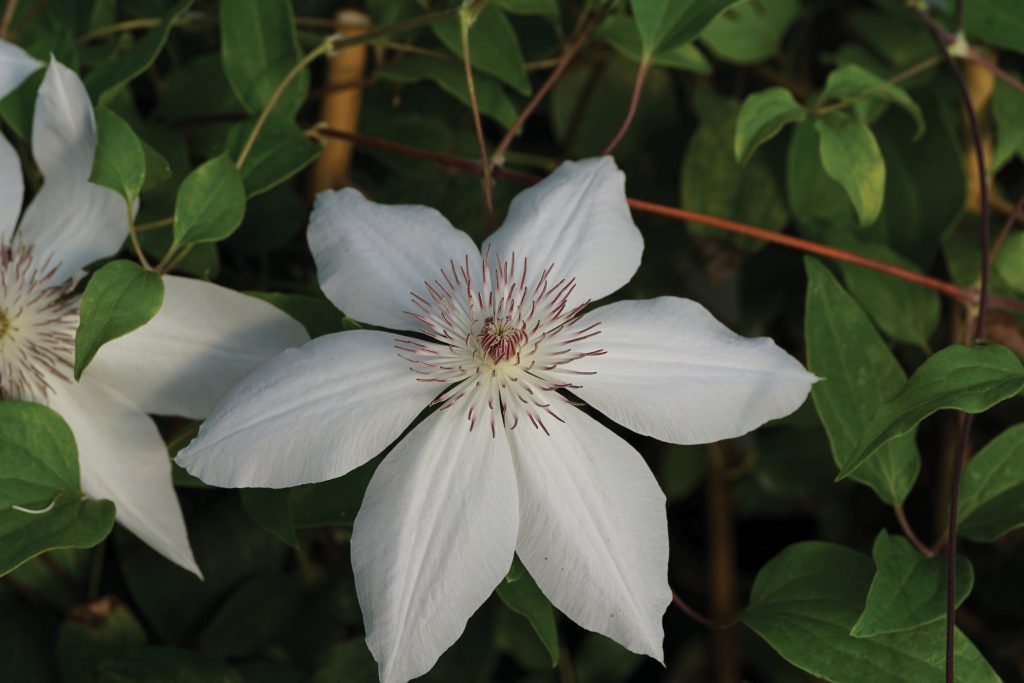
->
0, 39, 42, 100
483, 156, 643, 305
176, 330, 439, 488
307, 187, 482, 331
509, 406, 668, 661
31, 56, 95, 182
85, 276, 309, 420
0, 132, 22, 240
352, 409, 518, 683
17, 58, 127, 278
47, 377, 200, 577
571, 297, 816, 444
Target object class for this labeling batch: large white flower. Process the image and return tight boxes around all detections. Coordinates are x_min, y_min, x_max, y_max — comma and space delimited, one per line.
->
0, 43, 309, 576
177, 156, 815, 679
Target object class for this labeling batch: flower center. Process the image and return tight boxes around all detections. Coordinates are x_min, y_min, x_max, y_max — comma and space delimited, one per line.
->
397, 250, 605, 436
0, 242, 78, 402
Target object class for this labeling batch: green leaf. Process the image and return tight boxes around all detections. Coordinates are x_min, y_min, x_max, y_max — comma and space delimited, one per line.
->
742, 541, 1000, 682
140, 140, 171, 192
493, 0, 560, 24
198, 574, 299, 658
172, 155, 246, 247
239, 489, 297, 546
0, 401, 79, 509
496, 559, 559, 666
156, 53, 244, 124
246, 292, 346, 339
815, 111, 885, 227
630, 0, 733, 55
219, 0, 308, 118
994, 232, 1024, 293
90, 108, 146, 202
821, 64, 925, 137
311, 640, 377, 683
786, 118, 858, 236
375, 57, 518, 128
700, 0, 800, 64
595, 15, 711, 72
734, 87, 805, 165
85, 0, 195, 103
851, 531, 973, 638
74, 260, 164, 380
839, 344, 1024, 480
225, 115, 321, 197
991, 72, 1024, 173
289, 457, 379, 529
804, 258, 920, 504
432, 5, 531, 96
682, 88, 788, 251
958, 423, 1024, 542
0, 498, 116, 577
96, 645, 243, 682
58, 598, 147, 683
833, 236, 940, 349
965, 0, 1024, 55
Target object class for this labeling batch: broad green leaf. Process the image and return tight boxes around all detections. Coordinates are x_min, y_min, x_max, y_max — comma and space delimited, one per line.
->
432, 5, 531, 95
0, 498, 116, 577
311, 640, 377, 683
226, 115, 321, 197
574, 633, 643, 683
851, 531, 973, 638
815, 111, 885, 227
156, 53, 244, 124
496, 559, 559, 666
994, 232, 1024, 293
0, 401, 79, 509
494, 0, 560, 24
840, 344, 1024, 480
821, 64, 925, 137
248, 292, 346, 339
595, 15, 711, 72
742, 541, 1000, 682
965, 0, 1024, 55
199, 574, 299, 658
658, 444, 707, 503
74, 260, 164, 380
0, 69, 44, 142
289, 457, 379, 529
219, 0, 308, 117
239, 489, 297, 547
734, 87, 805, 165
376, 57, 518, 128
700, 0, 800, 64
140, 141, 171, 192
682, 88, 788, 251
172, 155, 246, 247
90, 108, 146, 202
630, 0, 733, 55
992, 73, 1024, 172
95, 645, 243, 682
833, 236, 940, 349
137, 229, 220, 280
959, 423, 1024, 542
804, 258, 920, 504
0, 601, 60, 681
58, 598, 147, 683
785, 118, 858, 237
85, 0, 195, 103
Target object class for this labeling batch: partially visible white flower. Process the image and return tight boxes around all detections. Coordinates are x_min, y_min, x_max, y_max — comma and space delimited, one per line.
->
178, 156, 815, 679
0, 43, 309, 576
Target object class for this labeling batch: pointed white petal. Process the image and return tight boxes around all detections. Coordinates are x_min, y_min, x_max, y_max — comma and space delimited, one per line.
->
571, 297, 816, 444
31, 56, 95, 182
352, 409, 518, 683
307, 187, 482, 331
176, 330, 439, 488
48, 377, 200, 577
18, 58, 127, 278
0, 39, 42, 100
0, 133, 22, 240
483, 156, 642, 305
509, 406, 668, 661
85, 276, 309, 420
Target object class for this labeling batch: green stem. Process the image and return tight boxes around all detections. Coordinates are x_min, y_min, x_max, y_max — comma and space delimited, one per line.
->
459, 6, 495, 229
126, 203, 153, 271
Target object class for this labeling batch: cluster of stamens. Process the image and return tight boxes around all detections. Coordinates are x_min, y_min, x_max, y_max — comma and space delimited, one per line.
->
396, 250, 605, 436
0, 242, 78, 402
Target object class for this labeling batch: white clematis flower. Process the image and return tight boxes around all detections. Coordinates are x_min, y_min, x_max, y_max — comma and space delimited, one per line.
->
0, 43, 309, 576
177, 156, 815, 679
